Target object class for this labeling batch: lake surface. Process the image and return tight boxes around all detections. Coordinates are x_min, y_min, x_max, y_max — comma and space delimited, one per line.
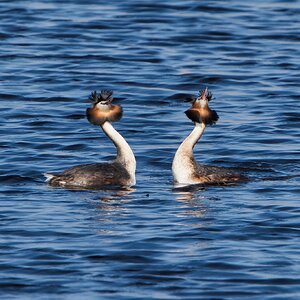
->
0, 0, 300, 299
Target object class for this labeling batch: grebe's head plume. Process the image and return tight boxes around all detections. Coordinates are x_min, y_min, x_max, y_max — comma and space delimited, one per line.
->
89, 90, 114, 105
185, 86, 219, 126
86, 89, 123, 125
197, 86, 213, 102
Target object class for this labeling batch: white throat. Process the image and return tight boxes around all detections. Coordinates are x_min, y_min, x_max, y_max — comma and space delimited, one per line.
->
199, 98, 207, 108
101, 121, 136, 185
172, 122, 206, 185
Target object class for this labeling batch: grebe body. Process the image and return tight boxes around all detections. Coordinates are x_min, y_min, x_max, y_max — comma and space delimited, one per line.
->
172, 87, 246, 186
45, 90, 136, 189
46, 162, 134, 188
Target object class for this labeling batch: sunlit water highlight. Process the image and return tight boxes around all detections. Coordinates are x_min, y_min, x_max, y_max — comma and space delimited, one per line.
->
0, 1, 300, 299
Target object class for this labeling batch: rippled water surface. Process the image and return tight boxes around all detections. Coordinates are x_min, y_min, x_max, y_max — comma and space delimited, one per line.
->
1, 0, 300, 299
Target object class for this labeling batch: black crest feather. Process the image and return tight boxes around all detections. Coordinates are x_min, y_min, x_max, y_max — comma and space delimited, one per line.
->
89, 90, 114, 103
100, 90, 113, 102
199, 87, 213, 101
89, 91, 98, 103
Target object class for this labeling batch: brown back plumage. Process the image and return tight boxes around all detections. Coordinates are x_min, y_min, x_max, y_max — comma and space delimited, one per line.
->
48, 162, 132, 188
185, 87, 219, 125
86, 90, 123, 125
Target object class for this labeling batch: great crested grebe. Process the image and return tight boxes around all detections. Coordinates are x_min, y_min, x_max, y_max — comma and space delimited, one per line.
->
172, 87, 246, 186
45, 90, 136, 189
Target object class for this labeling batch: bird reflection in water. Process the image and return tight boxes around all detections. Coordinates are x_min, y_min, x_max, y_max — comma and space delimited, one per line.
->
91, 187, 135, 231
173, 184, 218, 219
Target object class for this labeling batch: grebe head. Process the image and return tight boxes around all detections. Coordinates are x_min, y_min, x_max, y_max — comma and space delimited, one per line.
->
86, 90, 123, 125
195, 86, 213, 108
185, 87, 219, 126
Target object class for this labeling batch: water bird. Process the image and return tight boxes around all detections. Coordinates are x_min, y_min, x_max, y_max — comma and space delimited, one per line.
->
45, 90, 136, 189
172, 87, 246, 186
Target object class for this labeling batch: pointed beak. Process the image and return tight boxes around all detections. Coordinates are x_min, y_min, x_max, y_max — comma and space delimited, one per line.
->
202, 87, 209, 100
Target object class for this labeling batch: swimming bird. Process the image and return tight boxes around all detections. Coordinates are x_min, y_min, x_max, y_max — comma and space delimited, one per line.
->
172, 87, 246, 186
45, 90, 136, 189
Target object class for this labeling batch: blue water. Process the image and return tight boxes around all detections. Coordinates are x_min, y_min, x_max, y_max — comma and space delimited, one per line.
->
1, 0, 300, 299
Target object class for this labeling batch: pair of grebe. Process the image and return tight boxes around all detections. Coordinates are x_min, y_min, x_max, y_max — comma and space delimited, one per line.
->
45, 88, 246, 189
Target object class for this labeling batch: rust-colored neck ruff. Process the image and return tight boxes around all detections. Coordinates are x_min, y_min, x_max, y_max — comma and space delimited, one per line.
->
185, 103, 218, 126
87, 104, 123, 126
185, 87, 219, 126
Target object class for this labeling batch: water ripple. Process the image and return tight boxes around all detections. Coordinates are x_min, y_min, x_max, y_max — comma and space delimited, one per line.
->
0, 0, 300, 299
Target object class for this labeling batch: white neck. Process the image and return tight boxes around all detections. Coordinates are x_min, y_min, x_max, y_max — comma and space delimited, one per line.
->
172, 122, 206, 184
101, 121, 136, 184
